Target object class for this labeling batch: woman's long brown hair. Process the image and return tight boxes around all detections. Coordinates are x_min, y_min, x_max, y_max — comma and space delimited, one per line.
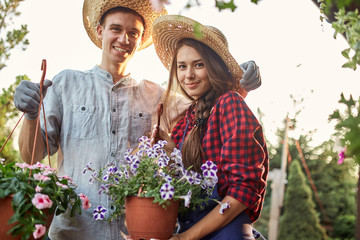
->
163, 38, 236, 173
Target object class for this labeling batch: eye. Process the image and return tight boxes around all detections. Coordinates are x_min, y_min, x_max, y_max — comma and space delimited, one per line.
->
129, 31, 140, 39
177, 64, 186, 69
111, 26, 121, 32
195, 62, 205, 68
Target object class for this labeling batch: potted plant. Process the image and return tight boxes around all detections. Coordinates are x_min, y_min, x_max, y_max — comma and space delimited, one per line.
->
83, 136, 220, 240
0, 160, 91, 240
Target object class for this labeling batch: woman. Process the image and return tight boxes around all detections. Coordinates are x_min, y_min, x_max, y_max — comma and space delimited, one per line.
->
151, 15, 269, 240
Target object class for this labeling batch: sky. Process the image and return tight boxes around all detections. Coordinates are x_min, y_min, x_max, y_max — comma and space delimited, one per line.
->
1, 0, 360, 146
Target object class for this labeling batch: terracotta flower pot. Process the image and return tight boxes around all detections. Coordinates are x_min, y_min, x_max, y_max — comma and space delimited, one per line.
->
0, 196, 53, 240
125, 196, 179, 240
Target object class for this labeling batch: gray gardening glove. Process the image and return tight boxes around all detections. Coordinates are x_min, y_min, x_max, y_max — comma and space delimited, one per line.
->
239, 60, 261, 92
14, 80, 53, 120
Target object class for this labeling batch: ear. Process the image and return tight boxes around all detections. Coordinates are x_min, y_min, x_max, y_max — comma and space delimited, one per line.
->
96, 25, 104, 40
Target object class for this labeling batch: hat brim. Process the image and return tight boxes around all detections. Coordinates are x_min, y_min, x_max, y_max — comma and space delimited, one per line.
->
152, 15, 246, 97
83, 0, 167, 51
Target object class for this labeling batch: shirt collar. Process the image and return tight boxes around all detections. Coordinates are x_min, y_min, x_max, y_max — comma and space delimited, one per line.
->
92, 65, 137, 87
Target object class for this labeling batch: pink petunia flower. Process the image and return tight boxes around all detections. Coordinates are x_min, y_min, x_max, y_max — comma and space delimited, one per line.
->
35, 186, 43, 193
15, 162, 30, 169
33, 224, 46, 239
34, 162, 46, 170
79, 193, 91, 210
33, 173, 51, 182
56, 182, 69, 189
32, 193, 53, 209
338, 147, 346, 164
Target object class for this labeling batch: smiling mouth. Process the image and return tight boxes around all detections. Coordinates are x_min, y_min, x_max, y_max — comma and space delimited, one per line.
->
114, 46, 128, 53
186, 82, 199, 89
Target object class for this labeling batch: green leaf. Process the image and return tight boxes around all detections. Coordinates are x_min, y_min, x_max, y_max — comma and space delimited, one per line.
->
328, 109, 341, 120
7, 222, 22, 235
341, 48, 350, 59
215, 0, 237, 12
8, 212, 20, 224
12, 191, 25, 206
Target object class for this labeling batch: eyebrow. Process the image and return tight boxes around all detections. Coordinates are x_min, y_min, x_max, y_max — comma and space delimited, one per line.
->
177, 59, 203, 64
108, 24, 142, 33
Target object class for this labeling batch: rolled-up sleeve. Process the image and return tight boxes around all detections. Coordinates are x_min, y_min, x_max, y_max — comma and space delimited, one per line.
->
203, 91, 268, 222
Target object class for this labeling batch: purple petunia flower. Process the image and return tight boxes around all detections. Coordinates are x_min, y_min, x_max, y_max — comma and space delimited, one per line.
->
192, 171, 203, 185
139, 136, 151, 150
160, 183, 174, 200
102, 174, 109, 181
83, 162, 93, 174
89, 172, 97, 184
218, 200, 230, 214
170, 148, 182, 164
93, 205, 107, 220
98, 184, 109, 195
202, 175, 218, 189
130, 158, 141, 174
179, 190, 192, 208
201, 161, 218, 178
146, 147, 158, 158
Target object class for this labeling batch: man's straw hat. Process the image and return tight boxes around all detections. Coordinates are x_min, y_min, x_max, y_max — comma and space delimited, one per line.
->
152, 15, 246, 97
83, 0, 167, 51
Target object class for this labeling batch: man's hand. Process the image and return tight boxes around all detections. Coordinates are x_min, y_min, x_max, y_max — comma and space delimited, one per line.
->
14, 80, 52, 120
239, 60, 261, 92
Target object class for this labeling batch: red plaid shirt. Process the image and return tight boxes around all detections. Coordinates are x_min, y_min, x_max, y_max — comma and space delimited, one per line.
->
171, 91, 268, 222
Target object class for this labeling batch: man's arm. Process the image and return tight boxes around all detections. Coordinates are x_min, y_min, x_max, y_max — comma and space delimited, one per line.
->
14, 80, 52, 163
239, 60, 262, 92
18, 118, 45, 164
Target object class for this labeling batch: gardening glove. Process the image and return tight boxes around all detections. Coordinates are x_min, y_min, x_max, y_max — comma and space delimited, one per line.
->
239, 60, 261, 92
14, 79, 52, 120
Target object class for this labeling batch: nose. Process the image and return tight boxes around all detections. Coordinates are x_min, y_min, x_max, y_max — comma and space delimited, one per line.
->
185, 67, 195, 79
118, 32, 129, 44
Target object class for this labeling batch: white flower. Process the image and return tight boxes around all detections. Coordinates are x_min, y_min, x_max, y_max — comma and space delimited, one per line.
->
219, 200, 230, 214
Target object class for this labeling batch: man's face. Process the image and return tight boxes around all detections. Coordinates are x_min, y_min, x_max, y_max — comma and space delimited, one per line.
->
97, 11, 144, 65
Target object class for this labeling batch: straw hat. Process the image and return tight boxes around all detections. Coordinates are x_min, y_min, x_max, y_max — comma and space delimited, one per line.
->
152, 15, 246, 97
83, 0, 167, 51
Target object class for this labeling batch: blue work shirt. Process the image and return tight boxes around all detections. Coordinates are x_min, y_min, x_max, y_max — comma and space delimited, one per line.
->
40, 65, 187, 240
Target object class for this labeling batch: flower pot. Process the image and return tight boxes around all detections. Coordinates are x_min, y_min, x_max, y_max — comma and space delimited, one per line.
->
125, 196, 179, 240
0, 196, 53, 240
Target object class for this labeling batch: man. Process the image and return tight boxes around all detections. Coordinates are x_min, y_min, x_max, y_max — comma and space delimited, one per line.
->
13, 0, 261, 239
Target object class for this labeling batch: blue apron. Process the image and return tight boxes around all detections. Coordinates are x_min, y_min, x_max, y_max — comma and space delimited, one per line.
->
177, 186, 264, 240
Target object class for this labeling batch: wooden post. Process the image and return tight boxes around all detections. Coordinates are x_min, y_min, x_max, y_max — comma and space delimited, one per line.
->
268, 117, 290, 240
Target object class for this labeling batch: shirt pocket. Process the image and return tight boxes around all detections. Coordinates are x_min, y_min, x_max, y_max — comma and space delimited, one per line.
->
69, 105, 98, 139
128, 110, 151, 146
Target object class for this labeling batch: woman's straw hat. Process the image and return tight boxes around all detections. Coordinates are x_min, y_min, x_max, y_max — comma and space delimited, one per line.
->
152, 15, 246, 97
83, 0, 167, 51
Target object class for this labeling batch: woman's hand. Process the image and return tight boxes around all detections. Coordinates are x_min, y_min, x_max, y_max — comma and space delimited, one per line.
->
169, 234, 182, 240
151, 125, 177, 155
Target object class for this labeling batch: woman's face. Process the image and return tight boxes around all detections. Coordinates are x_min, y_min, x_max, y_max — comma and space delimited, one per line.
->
176, 45, 211, 100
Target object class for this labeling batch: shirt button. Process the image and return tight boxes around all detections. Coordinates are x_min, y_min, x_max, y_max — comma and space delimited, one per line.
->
112, 109, 116, 112
112, 130, 116, 134
139, 113, 143, 117
111, 153, 115, 157
81, 106, 86, 111
106, 73, 111, 78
